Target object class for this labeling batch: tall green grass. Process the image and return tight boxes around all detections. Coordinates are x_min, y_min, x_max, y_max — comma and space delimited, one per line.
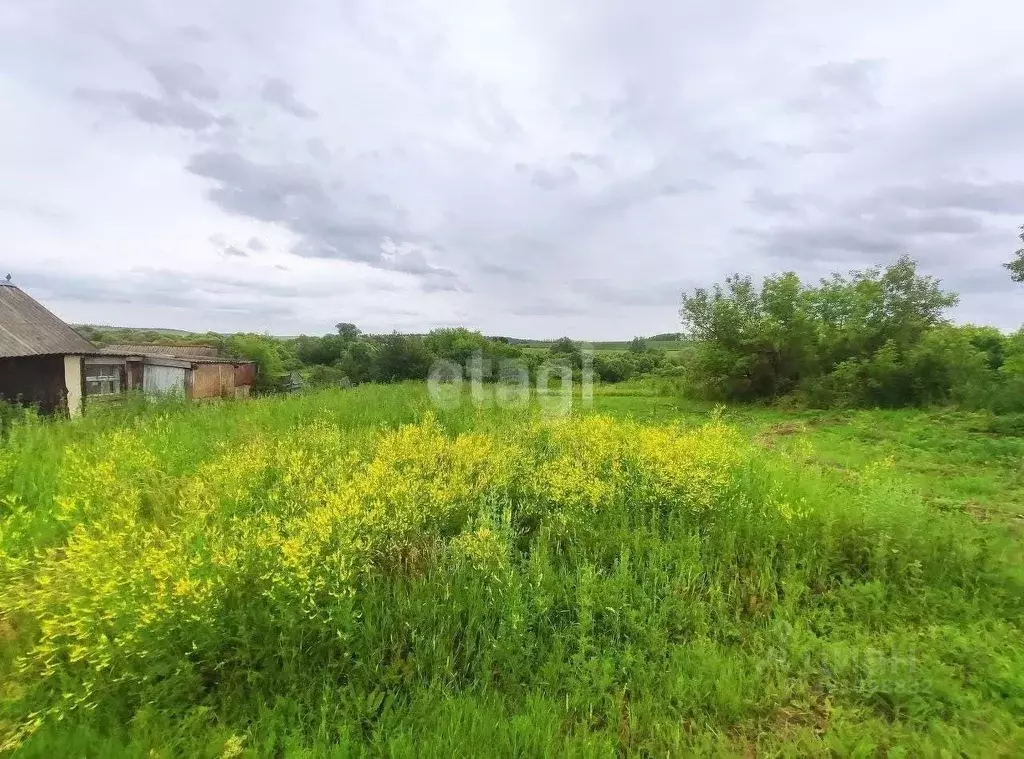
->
1, 386, 1022, 757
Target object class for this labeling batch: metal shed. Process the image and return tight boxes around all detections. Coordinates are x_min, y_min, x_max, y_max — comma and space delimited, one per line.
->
97, 346, 256, 400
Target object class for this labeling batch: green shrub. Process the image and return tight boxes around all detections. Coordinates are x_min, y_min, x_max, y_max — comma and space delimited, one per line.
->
681, 256, 1023, 411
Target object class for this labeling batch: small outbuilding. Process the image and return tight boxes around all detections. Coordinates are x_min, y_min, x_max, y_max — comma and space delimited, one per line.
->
97, 345, 255, 400
0, 278, 95, 417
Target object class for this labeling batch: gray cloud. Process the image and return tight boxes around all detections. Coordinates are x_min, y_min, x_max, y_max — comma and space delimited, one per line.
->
82, 88, 220, 131
588, 168, 711, 215
791, 59, 885, 113
747, 224, 901, 263
745, 179, 1022, 306
568, 152, 610, 171
187, 150, 458, 287
867, 180, 1024, 215
19, 265, 400, 319
509, 298, 591, 318
529, 165, 579, 190
79, 59, 223, 132
709, 150, 762, 171
4, 0, 1024, 335
148, 62, 219, 102
748, 188, 804, 215
477, 262, 536, 282
261, 77, 317, 119
20, 270, 290, 317
571, 278, 692, 307
177, 25, 211, 42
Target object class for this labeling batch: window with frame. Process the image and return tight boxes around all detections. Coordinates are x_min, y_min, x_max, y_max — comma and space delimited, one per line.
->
84, 363, 123, 396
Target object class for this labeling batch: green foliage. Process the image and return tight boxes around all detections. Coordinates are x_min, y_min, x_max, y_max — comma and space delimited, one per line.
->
304, 364, 351, 388
369, 333, 432, 382
335, 322, 361, 341
291, 327, 528, 386
992, 329, 1024, 412
592, 350, 669, 383
678, 256, 1020, 409
72, 325, 226, 348
223, 334, 288, 392
71, 322, 683, 392
1004, 225, 1024, 283
0, 387, 1022, 755
294, 325, 376, 384
423, 327, 521, 367
549, 336, 578, 355
0, 400, 33, 443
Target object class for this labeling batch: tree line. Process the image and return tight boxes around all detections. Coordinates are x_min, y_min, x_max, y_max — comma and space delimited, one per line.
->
75, 227, 1023, 409
681, 252, 1023, 411
77, 324, 681, 391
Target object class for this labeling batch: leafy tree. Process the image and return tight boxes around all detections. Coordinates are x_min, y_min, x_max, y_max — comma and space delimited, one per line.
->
337, 339, 376, 384
681, 271, 817, 400
814, 255, 957, 361
628, 337, 648, 353
370, 333, 432, 382
680, 256, 962, 405
226, 334, 287, 392
994, 328, 1024, 411
593, 350, 668, 382
962, 325, 1006, 372
422, 328, 522, 378
424, 328, 492, 366
1004, 225, 1024, 283
294, 334, 344, 366
335, 322, 362, 341
549, 337, 577, 355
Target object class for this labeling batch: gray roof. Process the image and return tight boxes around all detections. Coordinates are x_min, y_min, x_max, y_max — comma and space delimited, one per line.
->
98, 344, 253, 365
0, 282, 97, 358
100, 344, 221, 358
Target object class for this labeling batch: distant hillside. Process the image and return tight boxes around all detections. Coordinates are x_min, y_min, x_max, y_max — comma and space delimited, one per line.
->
73, 325, 690, 354
501, 336, 691, 353
73, 325, 205, 336
73, 325, 229, 347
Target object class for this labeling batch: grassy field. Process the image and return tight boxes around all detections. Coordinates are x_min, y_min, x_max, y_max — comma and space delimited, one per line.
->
1, 384, 1022, 756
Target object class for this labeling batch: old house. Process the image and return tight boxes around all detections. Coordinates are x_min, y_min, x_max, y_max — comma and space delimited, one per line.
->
0, 278, 94, 417
98, 345, 256, 399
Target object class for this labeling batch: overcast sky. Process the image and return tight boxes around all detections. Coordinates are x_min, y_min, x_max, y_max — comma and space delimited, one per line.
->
2, 1, 1023, 338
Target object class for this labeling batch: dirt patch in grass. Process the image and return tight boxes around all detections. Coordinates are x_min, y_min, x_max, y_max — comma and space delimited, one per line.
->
755, 422, 808, 447
964, 502, 993, 523
0, 616, 16, 644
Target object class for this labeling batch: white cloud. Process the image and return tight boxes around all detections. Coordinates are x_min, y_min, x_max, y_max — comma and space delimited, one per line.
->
2, 0, 1023, 338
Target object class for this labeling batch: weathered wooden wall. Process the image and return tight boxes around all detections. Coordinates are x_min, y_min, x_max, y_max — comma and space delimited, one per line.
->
234, 363, 256, 389
191, 363, 235, 399
0, 355, 67, 414
126, 361, 144, 391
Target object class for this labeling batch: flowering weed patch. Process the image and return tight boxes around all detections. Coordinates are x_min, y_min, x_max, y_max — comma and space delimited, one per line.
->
1, 386, 1022, 756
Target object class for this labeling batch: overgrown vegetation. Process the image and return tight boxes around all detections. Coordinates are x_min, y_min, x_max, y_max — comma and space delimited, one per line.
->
681, 255, 1024, 410
1004, 225, 1024, 283
74, 322, 685, 391
1, 385, 1022, 756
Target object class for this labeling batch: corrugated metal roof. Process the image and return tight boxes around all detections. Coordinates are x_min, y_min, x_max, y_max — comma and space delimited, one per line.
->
100, 344, 221, 358
0, 282, 97, 358
99, 344, 254, 365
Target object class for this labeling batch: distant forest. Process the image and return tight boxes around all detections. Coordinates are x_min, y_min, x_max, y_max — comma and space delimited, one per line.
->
73, 324, 688, 392
71, 244, 1024, 412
